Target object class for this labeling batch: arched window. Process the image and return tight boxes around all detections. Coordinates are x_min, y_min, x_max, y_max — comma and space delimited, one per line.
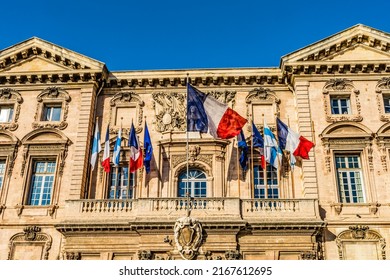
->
178, 169, 207, 198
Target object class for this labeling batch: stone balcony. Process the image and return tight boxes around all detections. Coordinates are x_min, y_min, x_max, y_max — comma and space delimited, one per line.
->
60, 198, 321, 225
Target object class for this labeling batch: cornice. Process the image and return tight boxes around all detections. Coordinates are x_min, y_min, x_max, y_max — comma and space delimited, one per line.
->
283, 61, 390, 77
0, 70, 105, 85
107, 68, 284, 88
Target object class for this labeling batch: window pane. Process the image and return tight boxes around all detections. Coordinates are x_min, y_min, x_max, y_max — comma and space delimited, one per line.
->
178, 169, 206, 198
335, 155, 364, 203
0, 160, 5, 189
43, 105, 62, 121
253, 164, 279, 199
0, 106, 13, 122
28, 161, 56, 205
384, 96, 390, 113
109, 167, 133, 199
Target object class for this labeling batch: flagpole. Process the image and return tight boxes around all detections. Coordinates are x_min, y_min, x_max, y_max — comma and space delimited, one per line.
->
263, 114, 268, 199
127, 120, 132, 200
236, 138, 240, 197
186, 73, 190, 198
88, 116, 99, 199
288, 117, 295, 199
250, 114, 254, 199
144, 116, 149, 198
274, 113, 282, 199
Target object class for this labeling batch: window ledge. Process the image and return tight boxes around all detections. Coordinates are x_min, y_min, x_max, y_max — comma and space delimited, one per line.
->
32, 121, 68, 130
15, 204, 58, 217
330, 202, 380, 216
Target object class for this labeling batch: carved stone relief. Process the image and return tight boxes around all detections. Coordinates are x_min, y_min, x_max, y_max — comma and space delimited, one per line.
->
245, 87, 280, 131
174, 215, 203, 260
137, 250, 153, 260
0, 88, 23, 131
322, 79, 362, 123
33, 87, 71, 130
8, 226, 52, 260
375, 77, 390, 122
152, 92, 186, 132
336, 225, 386, 260
109, 91, 144, 134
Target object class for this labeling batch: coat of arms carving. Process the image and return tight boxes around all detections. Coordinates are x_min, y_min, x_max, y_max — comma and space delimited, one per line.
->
174, 215, 203, 260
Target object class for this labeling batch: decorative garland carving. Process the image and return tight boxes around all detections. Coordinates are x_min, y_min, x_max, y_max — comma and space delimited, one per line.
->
323, 79, 362, 123
152, 92, 186, 132
336, 225, 386, 260
137, 250, 152, 260
376, 77, 390, 122
225, 250, 241, 260
300, 251, 317, 260
171, 154, 213, 168
64, 252, 81, 260
8, 226, 52, 260
245, 87, 280, 128
32, 87, 71, 130
0, 88, 23, 131
109, 91, 144, 134
207, 90, 236, 106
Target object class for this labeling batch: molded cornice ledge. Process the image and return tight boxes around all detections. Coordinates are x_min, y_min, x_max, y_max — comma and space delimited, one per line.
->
107, 68, 284, 88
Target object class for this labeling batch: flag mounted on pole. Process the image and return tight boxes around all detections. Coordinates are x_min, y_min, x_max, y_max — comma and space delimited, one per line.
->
237, 129, 248, 171
263, 120, 283, 169
129, 123, 143, 173
102, 125, 111, 173
252, 122, 266, 169
143, 122, 153, 174
276, 117, 314, 166
187, 84, 247, 139
90, 121, 101, 171
113, 126, 122, 167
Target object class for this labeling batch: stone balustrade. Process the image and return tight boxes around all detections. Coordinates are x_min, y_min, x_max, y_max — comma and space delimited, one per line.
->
63, 198, 320, 222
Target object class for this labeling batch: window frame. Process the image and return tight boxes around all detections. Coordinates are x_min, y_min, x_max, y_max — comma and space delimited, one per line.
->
0, 104, 15, 123
42, 103, 62, 122
108, 166, 135, 199
253, 164, 279, 199
27, 159, 57, 206
33, 87, 70, 130
330, 95, 352, 115
178, 169, 207, 198
334, 154, 366, 203
323, 79, 362, 123
0, 88, 23, 131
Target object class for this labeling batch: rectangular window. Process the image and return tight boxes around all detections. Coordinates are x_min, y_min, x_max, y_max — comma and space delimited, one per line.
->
253, 165, 279, 198
0, 159, 6, 189
42, 104, 62, 121
28, 160, 56, 206
331, 97, 351, 114
383, 96, 390, 113
335, 155, 365, 203
109, 167, 134, 199
0, 105, 14, 122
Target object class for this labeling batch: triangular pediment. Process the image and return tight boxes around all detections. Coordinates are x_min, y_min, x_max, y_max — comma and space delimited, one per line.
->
0, 37, 106, 74
281, 24, 390, 66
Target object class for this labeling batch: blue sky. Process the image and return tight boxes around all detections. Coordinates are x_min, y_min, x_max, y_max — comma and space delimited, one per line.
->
1, 0, 390, 71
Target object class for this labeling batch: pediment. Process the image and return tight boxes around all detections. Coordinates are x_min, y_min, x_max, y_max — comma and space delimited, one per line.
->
2, 56, 69, 73
281, 24, 390, 65
0, 37, 106, 74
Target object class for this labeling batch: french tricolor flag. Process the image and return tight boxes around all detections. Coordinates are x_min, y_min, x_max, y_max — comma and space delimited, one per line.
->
101, 125, 111, 173
129, 123, 143, 173
276, 118, 314, 166
187, 84, 247, 139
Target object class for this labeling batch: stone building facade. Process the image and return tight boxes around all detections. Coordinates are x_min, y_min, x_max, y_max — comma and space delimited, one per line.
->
0, 24, 389, 260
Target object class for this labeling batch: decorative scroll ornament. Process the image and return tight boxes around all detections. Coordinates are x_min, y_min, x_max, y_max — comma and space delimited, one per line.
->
376, 77, 390, 122
174, 196, 203, 260
206, 90, 236, 106
0, 88, 23, 131
8, 226, 52, 260
137, 250, 153, 260
336, 225, 386, 260
33, 87, 71, 130
322, 79, 362, 123
152, 92, 186, 132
